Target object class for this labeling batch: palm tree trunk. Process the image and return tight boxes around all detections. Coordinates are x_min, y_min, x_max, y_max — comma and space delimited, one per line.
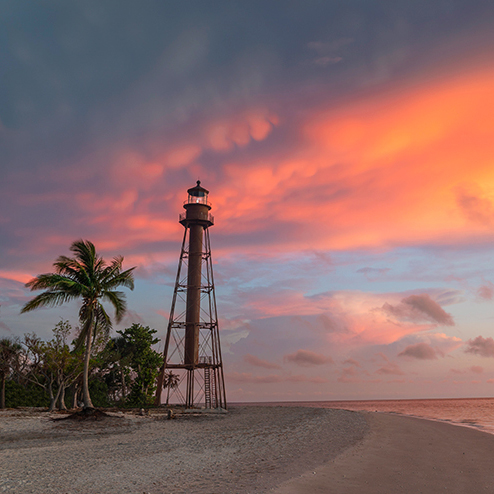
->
82, 324, 94, 409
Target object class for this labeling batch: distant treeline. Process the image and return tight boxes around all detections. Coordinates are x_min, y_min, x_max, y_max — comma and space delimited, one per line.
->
1, 321, 176, 410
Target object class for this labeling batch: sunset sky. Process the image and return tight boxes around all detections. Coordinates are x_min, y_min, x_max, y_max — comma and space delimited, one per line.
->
2, 1, 494, 402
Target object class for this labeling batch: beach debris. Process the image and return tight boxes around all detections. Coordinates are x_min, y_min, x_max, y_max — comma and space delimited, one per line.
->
52, 408, 113, 421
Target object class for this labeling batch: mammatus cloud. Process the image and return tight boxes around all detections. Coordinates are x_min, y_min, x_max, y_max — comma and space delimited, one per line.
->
398, 342, 437, 360
382, 294, 454, 326
284, 349, 333, 366
244, 354, 281, 369
307, 38, 352, 66
465, 336, 494, 357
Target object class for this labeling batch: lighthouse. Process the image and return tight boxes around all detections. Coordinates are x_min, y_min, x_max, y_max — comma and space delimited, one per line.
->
155, 181, 227, 409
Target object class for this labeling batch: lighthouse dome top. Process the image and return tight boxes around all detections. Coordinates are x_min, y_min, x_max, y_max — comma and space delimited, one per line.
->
187, 180, 209, 196
185, 180, 211, 206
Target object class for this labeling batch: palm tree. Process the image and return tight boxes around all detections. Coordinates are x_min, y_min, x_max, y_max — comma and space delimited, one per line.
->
163, 371, 180, 406
21, 239, 135, 409
0, 337, 23, 409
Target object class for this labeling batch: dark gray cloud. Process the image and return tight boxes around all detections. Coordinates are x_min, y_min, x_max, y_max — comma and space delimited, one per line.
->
382, 294, 454, 325
284, 349, 333, 366
398, 342, 437, 360
465, 336, 494, 357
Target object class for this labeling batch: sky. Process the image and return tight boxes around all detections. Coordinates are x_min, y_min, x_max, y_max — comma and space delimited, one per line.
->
2, 0, 494, 402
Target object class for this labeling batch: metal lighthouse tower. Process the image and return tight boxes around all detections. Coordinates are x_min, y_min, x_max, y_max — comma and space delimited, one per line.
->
155, 181, 227, 409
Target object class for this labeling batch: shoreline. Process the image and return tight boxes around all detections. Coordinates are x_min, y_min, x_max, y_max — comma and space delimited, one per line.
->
274, 411, 494, 494
237, 398, 494, 436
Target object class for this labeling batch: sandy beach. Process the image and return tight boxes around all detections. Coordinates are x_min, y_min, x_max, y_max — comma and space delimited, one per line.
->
0, 406, 366, 493
1, 406, 494, 493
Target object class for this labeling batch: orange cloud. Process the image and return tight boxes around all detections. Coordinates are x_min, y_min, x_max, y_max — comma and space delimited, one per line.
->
0, 271, 33, 284
205, 109, 278, 151
208, 67, 494, 251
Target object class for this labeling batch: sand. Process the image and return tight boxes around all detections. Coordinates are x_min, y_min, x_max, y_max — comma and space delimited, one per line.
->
274, 412, 494, 494
0, 406, 367, 493
2, 406, 494, 493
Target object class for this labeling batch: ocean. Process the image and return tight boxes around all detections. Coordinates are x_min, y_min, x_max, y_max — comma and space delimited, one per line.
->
252, 398, 494, 435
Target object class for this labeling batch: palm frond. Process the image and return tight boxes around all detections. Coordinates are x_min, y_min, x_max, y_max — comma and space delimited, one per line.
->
70, 239, 106, 276
103, 267, 136, 291
26, 275, 88, 301
101, 290, 127, 322
100, 256, 124, 284
21, 291, 80, 313
53, 256, 90, 284
95, 303, 112, 334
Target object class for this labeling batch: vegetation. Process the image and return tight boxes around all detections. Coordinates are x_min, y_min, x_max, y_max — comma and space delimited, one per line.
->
0, 321, 168, 410
163, 371, 180, 405
116, 324, 163, 407
21, 239, 135, 409
0, 337, 22, 409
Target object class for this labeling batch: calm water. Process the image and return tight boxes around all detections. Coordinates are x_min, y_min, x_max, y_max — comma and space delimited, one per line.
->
251, 398, 494, 435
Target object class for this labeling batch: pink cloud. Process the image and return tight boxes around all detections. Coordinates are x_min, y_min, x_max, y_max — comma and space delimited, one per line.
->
376, 362, 405, 376
0, 271, 35, 284
470, 366, 484, 374
227, 372, 327, 384
244, 354, 281, 369
337, 366, 364, 382
477, 283, 494, 301
227, 372, 284, 384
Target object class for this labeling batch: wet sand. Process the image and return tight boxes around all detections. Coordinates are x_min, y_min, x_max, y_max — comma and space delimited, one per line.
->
274, 412, 494, 493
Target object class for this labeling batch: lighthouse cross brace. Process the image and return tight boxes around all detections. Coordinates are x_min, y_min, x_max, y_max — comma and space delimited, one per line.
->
155, 182, 227, 409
